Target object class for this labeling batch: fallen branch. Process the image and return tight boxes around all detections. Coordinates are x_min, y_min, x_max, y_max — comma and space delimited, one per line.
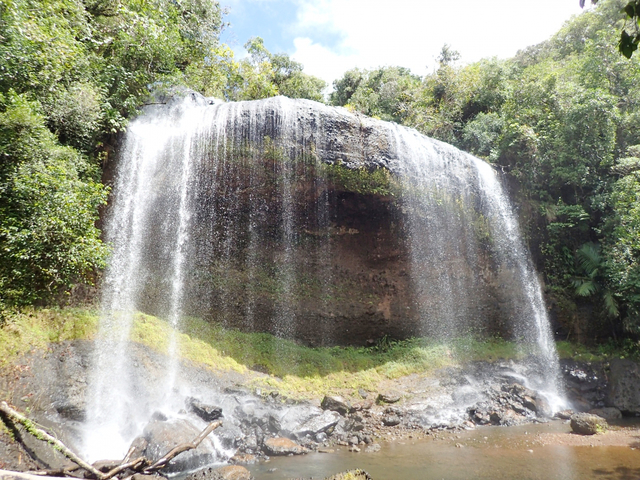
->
0, 470, 69, 480
101, 457, 147, 480
144, 420, 222, 473
0, 401, 223, 479
0, 402, 106, 480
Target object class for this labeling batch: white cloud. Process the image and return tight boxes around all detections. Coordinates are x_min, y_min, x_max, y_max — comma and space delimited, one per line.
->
290, 0, 587, 86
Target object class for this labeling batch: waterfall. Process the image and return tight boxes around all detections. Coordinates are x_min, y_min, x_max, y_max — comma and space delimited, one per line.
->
83, 93, 564, 460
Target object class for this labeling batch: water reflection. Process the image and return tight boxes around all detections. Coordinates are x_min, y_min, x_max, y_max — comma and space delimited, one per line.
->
248, 423, 640, 480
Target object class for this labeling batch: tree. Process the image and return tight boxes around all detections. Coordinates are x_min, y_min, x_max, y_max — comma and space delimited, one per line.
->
329, 66, 421, 123
221, 37, 326, 102
582, 0, 640, 58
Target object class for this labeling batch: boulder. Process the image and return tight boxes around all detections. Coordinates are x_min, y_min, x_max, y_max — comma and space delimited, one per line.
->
382, 415, 401, 426
377, 392, 402, 404
570, 413, 608, 435
554, 409, 573, 420
324, 469, 373, 480
263, 437, 308, 456
186, 397, 223, 422
140, 418, 216, 472
185, 465, 253, 480
607, 359, 640, 414
321, 395, 351, 415
294, 410, 342, 439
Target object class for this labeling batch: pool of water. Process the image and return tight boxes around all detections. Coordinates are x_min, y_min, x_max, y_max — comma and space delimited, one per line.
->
247, 422, 640, 479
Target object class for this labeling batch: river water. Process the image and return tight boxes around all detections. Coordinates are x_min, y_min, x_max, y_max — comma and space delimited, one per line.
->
248, 421, 640, 480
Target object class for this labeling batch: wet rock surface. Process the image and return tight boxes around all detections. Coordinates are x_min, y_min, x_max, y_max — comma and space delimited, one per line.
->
560, 359, 607, 412
607, 358, 640, 414
187, 397, 223, 422
4, 339, 640, 477
137, 418, 217, 473
262, 437, 307, 456
185, 465, 253, 480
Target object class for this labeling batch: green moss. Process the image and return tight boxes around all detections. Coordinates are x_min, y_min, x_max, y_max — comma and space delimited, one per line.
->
322, 163, 397, 197
0, 308, 99, 367
555, 340, 609, 362
176, 317, 525, 397
2, 307, 628, 401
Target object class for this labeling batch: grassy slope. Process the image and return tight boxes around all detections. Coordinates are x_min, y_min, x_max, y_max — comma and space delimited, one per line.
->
0, 308, 623, 399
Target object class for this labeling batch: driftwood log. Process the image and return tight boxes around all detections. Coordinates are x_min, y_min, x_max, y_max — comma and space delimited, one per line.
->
0, 401, 222, 479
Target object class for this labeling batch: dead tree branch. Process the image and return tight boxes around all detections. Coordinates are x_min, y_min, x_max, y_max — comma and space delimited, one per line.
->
0, 401, 223, 479
0, 469, 69, 480
0, 402, 106, 480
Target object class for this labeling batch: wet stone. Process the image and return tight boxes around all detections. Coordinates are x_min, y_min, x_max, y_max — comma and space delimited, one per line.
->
263, 437, 308, 456
294, 409, 341, 439
321, 395, 351, 415
382, 415, 402, 426
230, 453, 257, 465
186, 396, 223, 422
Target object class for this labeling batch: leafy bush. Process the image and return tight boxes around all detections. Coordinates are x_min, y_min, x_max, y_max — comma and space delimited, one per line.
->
0, 92, 108, 306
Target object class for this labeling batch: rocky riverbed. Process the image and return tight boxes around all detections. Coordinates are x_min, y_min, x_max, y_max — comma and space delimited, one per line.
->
0, 339, 638, 478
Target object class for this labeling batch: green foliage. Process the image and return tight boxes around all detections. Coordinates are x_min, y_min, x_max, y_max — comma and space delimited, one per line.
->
330, 66, 421, 123
603, 169, 640, 332
217, 37, 326, 102
0, 92, 108, 306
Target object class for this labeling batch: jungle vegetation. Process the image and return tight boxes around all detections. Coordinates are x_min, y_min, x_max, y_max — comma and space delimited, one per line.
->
1, 0, 638, 347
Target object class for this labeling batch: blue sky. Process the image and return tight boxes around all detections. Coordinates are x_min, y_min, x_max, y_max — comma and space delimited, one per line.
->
221, 0, 589, 88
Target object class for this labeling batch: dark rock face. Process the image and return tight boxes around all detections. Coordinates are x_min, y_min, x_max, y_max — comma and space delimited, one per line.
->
607, 359, 640, 414
123, 95, 526, 346
560, 359, 607, 412
570, 413, 608, 435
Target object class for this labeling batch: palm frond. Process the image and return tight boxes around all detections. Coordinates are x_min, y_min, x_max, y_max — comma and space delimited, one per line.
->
573, 279, 598, 297
575, 243, 602, 276
603, 290, 620, 318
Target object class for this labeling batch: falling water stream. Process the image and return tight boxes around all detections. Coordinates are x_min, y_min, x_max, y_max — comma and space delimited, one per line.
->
83, 94, 565, 462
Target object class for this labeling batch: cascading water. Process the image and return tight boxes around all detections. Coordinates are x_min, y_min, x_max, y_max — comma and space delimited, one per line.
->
391, 126, 563, 407
84, 93, 564, 461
